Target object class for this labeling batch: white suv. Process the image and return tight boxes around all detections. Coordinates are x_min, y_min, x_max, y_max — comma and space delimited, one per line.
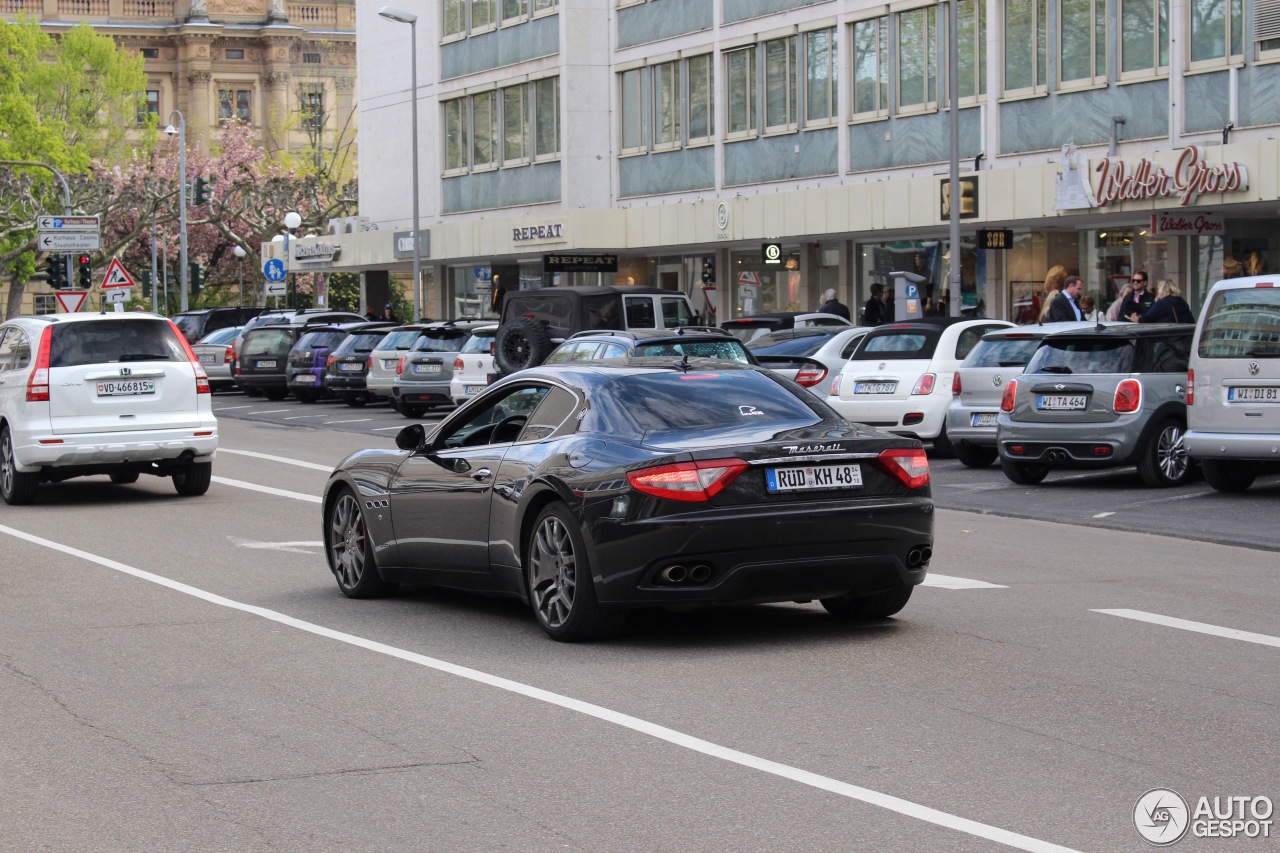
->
1186, 275, 1280, 491
0, 313, 217, 504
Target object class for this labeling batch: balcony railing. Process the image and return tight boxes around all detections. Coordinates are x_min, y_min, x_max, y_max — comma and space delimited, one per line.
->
287, 3, 337, 26
122, 0, 175, 15
0, 0, 33, 12
57, 0, 109, 14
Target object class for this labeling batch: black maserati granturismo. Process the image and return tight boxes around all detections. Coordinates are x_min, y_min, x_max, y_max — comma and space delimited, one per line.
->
322, 359, 934, 641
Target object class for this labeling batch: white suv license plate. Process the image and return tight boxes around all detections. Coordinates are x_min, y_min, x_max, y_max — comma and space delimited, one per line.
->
971, 412, 999, 427
854, 382, 897, 394
97, 380, 156, 397
1037, 395, 1088, 411
1228, 386, 1280, 402
766, 464, 863, 493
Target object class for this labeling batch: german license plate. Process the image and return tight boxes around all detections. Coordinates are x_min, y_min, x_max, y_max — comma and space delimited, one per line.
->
1228, 386, 1280, 402
294, 374, 316, 384
765, 464, 862, 493
464, 384, 485, 395
198, 354, 216, 364
1037, 394, 1088, 410
256, 359, 276, 369
340, 363, 362, 372
854, 381, 897, 394
414, 363, 441, 374
383, 359, 398, 369
96, 379, 155, 397
971, 412, 999, 427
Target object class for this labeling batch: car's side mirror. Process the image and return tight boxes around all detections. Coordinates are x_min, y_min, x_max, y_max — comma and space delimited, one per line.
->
395, 423, 427, 452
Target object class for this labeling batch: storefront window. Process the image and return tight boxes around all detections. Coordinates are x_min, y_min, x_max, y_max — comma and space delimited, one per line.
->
1003, 232, 1080, 323
449, 266, 499, 319
856, 241, 981, 322
731, 248, 804, 315
1189, 220, 1276, 313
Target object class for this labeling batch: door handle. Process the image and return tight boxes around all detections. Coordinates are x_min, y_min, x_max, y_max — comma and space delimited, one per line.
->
472, 467, 492, 482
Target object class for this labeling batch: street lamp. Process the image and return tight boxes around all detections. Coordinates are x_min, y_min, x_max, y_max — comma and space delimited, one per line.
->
233, 245, 247, 307
282, 210, 301, 309
379, 5, 422, 321
163, 111, 189, 311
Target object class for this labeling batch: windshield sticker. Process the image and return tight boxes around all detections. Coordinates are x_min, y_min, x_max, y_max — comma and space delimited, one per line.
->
739, 405, 764, 416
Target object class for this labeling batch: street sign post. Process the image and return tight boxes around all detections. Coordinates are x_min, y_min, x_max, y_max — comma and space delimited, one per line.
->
263, 258, 286, 282
101, 258, 136, 289
55, 291, 89, 313
38, 232, 100, 252
265, 281, 287, 296
104, 288, 130, 303
37, 215, 99, 232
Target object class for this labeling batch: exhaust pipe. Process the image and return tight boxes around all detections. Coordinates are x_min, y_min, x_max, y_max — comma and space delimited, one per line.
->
661, 565, 688, 583
1047, 449, 1068, 463
906, 548, 923, 568
689, 564, 712, 583
919, 546, 932, 564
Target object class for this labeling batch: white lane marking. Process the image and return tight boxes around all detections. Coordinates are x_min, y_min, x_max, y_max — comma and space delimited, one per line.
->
324, 419, 372, 425
228, 537, 325, 554
219, 448, 333, 472
1092, 512, 1115, 518
372, 426, 404, 431
211, 476, 322, 504
922, 574, 1008, 590
285, 414, 325, 420
0, 523, 1080, 853
251, 409, 289, 415
1093, 609, 1280, 650
215, 405, 252, 410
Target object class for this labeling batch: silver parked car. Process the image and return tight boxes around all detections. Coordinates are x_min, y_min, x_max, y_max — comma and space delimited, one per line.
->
746, 326, 870, 398
391, 321, 490, 417
366, 325, 431, 404
191, 325, 241, 391
997, 324, 1195, 487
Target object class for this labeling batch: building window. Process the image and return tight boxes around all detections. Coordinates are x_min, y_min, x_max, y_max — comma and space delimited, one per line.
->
236, 89, 251, 122
140, 47, 159, 59
653, 60, 681, 149
533, 0, 556, 12
1259, 0, 1280, 53
1121, 0, 1170, 73
1004, 0, 1048, 94
764, 36, 798, 131
472, 0, 495, 30
302, 52, 321, 63
502, 83, 528, 163
219, 89, 251, 122
957, 0, 987, 99
444, 98, 468, 172
444, 0, 466, 35
225, 48, 244, 59
725, 45, 757, 139
471, 90, 497, 168
534, 77, 559, 159
805, 28, 837, 125
1189, 0, 1243, 65
620, 68, 647, 153
137, 89, 159, 124
1060, 0, 1107, 85
502, 0, 527, 23
34, 295, 57, 316
686, 53, 714, 144
302, 89, 324, 129
852, 15, 889, 118
897, 6, 937, 112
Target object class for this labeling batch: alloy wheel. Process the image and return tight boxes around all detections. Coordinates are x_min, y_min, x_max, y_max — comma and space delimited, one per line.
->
329, 493, 367, 590
0, 432, 13, 496
529, 515, 577, 630
1157, 424, 1189, 481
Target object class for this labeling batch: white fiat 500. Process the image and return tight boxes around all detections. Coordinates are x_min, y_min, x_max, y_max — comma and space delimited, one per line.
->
0, 313, 217, 504
828, 318, 1012, 454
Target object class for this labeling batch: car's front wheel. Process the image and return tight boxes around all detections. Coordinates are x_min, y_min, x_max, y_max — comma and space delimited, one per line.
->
172, 461, 212, 496
954, 441, 998, 468
1000, 457, 1050, 485
1201, 458, 1256, 493
1138, 419, 1191, 487
0, 427, 39, 506
326, 489, 396, 598
526, 503, 626, 642
821, 585, 914, 619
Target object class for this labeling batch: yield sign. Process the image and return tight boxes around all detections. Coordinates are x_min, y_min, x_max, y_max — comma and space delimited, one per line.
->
101, 257, 136, 289
55, 291, 89, 313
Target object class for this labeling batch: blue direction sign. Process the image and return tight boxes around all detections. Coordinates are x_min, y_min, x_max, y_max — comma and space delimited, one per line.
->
263, 258, 286, 281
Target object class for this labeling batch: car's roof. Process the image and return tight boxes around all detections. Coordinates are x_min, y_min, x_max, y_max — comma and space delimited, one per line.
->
507, 285, 673, 298
1205, 275, 1280, 296
721, 312, 810, 324
1041, 323, 1194, 339
567, 327, 735, 343
6, 312, 173, 325
512, 358, 763, 388
980, 321, 1113, 340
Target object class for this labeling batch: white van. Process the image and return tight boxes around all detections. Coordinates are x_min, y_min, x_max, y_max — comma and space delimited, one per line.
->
1186, 275, 1280, 492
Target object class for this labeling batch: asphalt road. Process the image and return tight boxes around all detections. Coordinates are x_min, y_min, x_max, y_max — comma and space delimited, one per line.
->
1, 417, 1277, 852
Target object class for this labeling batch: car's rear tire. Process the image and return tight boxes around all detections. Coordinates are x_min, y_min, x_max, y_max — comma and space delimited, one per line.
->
395, 399, 428, 419
110, 471, 140, 485
326, 488, 397, 598
0, 427, 39, 506
1137, 419, 1191, 488
526, 503, 627, 642
295, 391, 320, 404
1201, 458, 1256, 493
263, 388, 287, 401
1000, 457, 1050, 485
930, 426, 956, 459
494, 317, 553, 375
344, 394, 368, 408
172, 461, 212, 496
821, 584, 913, 619
954, 441, 998, 468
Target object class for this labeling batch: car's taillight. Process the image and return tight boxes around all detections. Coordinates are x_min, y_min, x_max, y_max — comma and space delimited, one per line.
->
912, 373, 936, 395
168, 320, 210, 394
952, 372, 962, 396
223, 348, 232, 364
228, 341, 236, 362
326, 354, 336, 368
794, 365, 828, 388
1114, 378, 1142, 414
1187, 369, 1195, 406
829, 374, 842, 396
454, 356, 465, 371
876, 448, 930, 489
1000, 378, 1018, 413
26, 325, 53, 402
396, 356, 405, 375
366, 356, 373, 371
626, 458, 748, 503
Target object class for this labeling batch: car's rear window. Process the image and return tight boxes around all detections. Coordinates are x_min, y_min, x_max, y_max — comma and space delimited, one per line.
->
633, 340, 752, 363
1197, 288, 1280, 358
412, 331, 468, 352
173, 314, 205, 335
850, 329, 941, 360
295, 331, 346, 350
196, 326, 240, 346
721, 322, 776, 343
376, 330, 420, 351
242, 328, 296, 356
49, 319, 185, 368
962, 337, 1043, 368
747, 331, 834, 357
590, 370, 821, 437
461, 330, 497, 353
1025, 338, 1135, 375
334, 332, 389, 354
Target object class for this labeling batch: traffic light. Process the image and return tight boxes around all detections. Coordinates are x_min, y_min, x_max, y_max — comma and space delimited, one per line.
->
140, 270, 152, 298
77, 254, 92, 289
189, 262, 203, 297
701, 258, 715, 284
193, 176, 208, 206
47, 254, 65, 290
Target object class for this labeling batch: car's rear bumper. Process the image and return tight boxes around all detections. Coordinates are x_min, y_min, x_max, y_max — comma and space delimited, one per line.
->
829, 395, 949, 440
945, 404, 1000, 446
234, 373, 286, 390
589, 497, 934, 606
393, 378, 452, 405
324, 373, 369, 393
12, 423, 218, 472
366, 372, 396, 398
998, 415, 1144, 465
287, 370, 325, 394
1186, 430, 1280, 460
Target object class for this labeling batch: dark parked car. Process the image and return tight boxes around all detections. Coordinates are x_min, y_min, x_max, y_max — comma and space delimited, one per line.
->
229, 308, 367, 387
323, 322, 399, 406
321, 360, 935, 641
173, 306, 263, 346
234, 324, 305, 399
997, 324, 1195, 487
288, 322, 395, 403
543, 328, 758, 365
720, 312, 852, 343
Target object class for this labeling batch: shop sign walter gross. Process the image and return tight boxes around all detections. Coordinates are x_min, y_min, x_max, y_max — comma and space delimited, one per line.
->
1093, 146, 1248, 208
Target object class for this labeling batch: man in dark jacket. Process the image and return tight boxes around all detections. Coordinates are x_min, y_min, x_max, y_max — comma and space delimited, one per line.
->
861, 284, 885, 325
1046, 276, 1084, 322
820, 288, 851, 321
1119, 272, 1156, 321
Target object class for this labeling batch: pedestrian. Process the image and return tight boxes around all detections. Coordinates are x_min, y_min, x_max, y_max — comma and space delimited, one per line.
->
381, 303, 398, 323
1140, 279, 1196, 324
1106, 283, 1134, 321
1120, 271, 1156, 320
861, 284, 885, 326
1046, 275, 1084, 321
1038, 265, 1068, 322
974, 299, 987, 318
819, 288, 851, 321
1079, 294, 1095, 318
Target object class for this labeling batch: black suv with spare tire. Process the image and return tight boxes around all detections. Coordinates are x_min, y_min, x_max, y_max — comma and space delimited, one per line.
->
493, 286, 700, 375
